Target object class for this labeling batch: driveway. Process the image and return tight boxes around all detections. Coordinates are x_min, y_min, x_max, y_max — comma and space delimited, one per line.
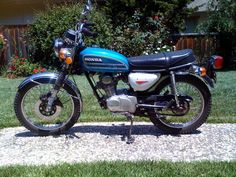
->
0, 122, 236, 166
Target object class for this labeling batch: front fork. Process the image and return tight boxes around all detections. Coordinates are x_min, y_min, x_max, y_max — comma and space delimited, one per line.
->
46, 65, 68, 112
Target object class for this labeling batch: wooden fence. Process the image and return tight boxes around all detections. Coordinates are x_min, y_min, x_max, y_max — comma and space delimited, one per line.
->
0, 25, 28, 67
174, 33, 219, 64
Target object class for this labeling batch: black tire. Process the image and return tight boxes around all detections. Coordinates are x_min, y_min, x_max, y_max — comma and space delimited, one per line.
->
14, 81, 82, 135
149, 75, 211, 134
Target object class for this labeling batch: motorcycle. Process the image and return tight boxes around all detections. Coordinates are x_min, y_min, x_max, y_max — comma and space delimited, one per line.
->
14, 0, 223, 143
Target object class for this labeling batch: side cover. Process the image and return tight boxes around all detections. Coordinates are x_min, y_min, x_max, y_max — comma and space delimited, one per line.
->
128, 73, 161, 91
79, 47, 129, 73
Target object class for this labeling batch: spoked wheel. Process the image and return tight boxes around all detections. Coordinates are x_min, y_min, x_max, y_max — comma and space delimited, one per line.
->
14, 82, 82, 135
149, 75, 211, 134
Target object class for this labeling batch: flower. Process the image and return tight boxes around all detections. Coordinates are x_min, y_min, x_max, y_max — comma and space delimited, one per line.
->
162, 45, 167, 49
9, 66, 16, 71
33, 68, 39, 74
153, 15, 160, 21
41, 68, 46, 72
6, 55, 46, 78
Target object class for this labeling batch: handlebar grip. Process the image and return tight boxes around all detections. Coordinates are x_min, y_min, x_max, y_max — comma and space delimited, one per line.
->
82, 27, 98, 37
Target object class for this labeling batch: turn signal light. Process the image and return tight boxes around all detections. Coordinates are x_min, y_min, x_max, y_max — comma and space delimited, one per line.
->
200, 67, 207, 77
65, 57, 73, 65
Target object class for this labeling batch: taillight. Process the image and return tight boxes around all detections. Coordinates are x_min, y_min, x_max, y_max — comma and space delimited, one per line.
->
212, 55, 223, 69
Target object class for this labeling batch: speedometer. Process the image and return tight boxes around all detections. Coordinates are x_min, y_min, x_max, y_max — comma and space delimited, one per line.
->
63, 29, 76, 45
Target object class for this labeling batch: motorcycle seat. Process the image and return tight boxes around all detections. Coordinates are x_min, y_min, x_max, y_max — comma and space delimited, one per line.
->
128, 49, 195, 72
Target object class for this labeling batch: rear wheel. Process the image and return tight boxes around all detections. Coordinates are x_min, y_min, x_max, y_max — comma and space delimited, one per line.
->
149, 75, 211, 134
14, 82, 82, 135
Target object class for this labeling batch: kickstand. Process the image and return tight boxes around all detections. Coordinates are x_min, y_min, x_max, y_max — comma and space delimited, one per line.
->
126, 114, 135, 144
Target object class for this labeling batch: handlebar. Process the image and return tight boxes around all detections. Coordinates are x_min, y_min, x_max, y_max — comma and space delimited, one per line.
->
82, 27, 98, 37
76, 21, 98, 38
84, 22, 96, 28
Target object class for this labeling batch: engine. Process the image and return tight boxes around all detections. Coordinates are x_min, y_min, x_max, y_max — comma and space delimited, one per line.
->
97, 74, 116, 97
107, 95, 137, 113
97, 74, 137, 113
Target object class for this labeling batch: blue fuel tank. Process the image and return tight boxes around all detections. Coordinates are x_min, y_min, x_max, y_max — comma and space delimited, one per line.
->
79, 47, 129, 73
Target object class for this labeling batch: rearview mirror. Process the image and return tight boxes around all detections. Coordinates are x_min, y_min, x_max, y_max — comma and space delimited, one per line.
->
82, 0, 93, 16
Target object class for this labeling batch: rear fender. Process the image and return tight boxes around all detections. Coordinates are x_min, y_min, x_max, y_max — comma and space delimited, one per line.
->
149, 73, 211, 92
192, 64, 215, 88
176, 72, 213, 89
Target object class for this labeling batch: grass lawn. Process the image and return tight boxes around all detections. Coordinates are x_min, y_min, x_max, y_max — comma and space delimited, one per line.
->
0, 161, 236, 177
0, 71, 236, 129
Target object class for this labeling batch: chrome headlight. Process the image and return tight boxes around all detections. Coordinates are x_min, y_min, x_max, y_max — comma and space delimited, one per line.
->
59, 48, 72, 59
53, 38, 64, 57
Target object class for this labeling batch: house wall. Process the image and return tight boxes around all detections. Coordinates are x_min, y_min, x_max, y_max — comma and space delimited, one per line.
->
0, 0, 75, 25
0, 0, 46, 25
185, 12, 209, 33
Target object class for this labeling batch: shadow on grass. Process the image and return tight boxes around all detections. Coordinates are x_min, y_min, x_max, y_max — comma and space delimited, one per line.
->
15, 123, 201, 141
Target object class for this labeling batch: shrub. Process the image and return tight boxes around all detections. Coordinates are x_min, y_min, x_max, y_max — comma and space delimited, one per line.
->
5, 56, 46, 79
0, 33, 7, 50
111, 11, 173, 56
27, 2, 113, 66
0, 34, 4, 49
96, 0, 194, 56
27, 1, 190, 64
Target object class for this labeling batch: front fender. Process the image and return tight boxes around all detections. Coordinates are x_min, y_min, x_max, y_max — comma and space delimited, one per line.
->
19, 72, 58, 90
18, 72, 82, 100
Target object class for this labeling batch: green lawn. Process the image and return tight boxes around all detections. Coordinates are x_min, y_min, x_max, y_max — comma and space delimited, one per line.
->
209, 71, 236, 122
0, 71, 236, 129
1, 161, 236, 177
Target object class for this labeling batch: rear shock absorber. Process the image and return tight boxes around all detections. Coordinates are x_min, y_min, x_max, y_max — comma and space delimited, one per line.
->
170, 71, 180, 107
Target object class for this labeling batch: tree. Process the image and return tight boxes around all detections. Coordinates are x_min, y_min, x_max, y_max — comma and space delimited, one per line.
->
198, 0, 236, 67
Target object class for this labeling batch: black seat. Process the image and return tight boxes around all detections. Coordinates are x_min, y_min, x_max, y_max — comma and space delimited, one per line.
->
129, 49, 195, 71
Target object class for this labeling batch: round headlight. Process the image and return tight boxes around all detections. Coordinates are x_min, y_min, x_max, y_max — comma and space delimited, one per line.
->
53, 38, 64, 56
59, 48, 72, 60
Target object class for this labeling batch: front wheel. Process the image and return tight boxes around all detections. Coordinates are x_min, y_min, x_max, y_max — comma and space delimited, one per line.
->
149, 75, 211, 134
14, 81, 82, 135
